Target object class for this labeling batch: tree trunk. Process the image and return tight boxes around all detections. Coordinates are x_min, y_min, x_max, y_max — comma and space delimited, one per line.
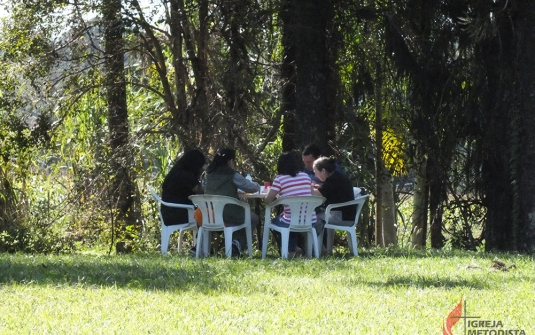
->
411, 156, 427, 247
0, 166, 18, 234
513, 0, 535, 252
374, 63, 383, 246
280, 0, 296, 152
427, 158, 445, 248
380, 166, 397, 246
169, 0, 187, 125
103, 0, 136, 253
374, 61, 396, 247
221, 0, 251, 150
477, 1, 515, 252
171, 0, 211, 149
280, 0, 332, 151
358, 199, 372, 248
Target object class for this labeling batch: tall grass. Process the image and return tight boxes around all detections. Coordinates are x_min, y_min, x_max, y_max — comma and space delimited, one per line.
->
1, 249, 533, 334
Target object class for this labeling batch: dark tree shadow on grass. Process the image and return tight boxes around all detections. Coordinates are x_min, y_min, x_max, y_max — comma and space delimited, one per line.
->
0, 250, 530, 292
359, 275, 490, 290
0, 254, 245, 293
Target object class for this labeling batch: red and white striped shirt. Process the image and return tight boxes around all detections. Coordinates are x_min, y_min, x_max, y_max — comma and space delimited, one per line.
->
271, 172, 317, 224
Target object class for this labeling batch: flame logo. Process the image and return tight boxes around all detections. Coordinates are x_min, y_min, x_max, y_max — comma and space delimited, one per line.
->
443, 298, 463, 335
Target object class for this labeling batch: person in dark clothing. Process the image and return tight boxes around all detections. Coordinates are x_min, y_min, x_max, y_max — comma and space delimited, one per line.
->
311, 156, 361, 254
312, 156, 356, 227
302, 144, 345, 185
161, 149, 206, 225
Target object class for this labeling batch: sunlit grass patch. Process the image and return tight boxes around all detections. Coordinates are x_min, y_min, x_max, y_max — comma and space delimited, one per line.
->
0, 250, 533, 334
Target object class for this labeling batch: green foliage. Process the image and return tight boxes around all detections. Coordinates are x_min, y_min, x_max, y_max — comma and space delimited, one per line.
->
1, 0, 531, 253
0, 162, 78, 253
0, 2, 60, 80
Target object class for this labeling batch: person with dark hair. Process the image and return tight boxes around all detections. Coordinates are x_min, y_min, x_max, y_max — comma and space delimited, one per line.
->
301, 144, 345, 185
265, 151, 318, 257
301, 144, 322, 184
161, 149, 207, 225
311, 156, 356, 227
204, 148, 260, 255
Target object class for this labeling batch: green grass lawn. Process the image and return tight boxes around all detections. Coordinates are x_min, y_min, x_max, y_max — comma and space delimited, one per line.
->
0, 249, 533, 334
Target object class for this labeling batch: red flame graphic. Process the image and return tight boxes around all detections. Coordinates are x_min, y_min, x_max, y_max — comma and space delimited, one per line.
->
443, 298, 463, 335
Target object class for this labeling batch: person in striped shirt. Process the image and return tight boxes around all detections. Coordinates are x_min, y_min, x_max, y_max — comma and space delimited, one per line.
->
265, 151, 318, 257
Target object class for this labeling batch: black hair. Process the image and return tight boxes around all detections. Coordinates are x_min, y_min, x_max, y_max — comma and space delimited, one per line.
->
313, 156, 337, 173
277, 151, 301, 177
302, 143, 321, 159
206, 148, 236, 174
172, 149, 206, 178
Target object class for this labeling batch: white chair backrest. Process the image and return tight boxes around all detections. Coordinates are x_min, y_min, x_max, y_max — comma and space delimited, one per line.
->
189, 194, 248, 228
269, 196, 325, 227
351, 195, 369, 224
148, 185, 164, 217
148, 185, 160, 201
324, 194, 369, 226
189, 195, 225, 228
148, 184, 195, 220
149, 185, 194, 208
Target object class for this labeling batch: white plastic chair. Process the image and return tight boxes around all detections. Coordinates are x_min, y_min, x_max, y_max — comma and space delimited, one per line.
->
148, 185, 198, 255
320, 195, 369, 256
188, 194, 253, 258
262, 196, 326, 259
353, 187, 362, 198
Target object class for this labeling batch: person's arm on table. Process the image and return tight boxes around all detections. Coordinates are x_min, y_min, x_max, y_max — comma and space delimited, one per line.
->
311, 186, 322, 196
264, 188, 279, 204
234, 172, 260, 193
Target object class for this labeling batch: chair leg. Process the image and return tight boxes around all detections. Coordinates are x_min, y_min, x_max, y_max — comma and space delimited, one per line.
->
326, 228, 335, 253
245, 226, 253, 257
191, 229, 197, 247
178, 230, 185, 252
161, 228, 170, 255
196, 228, 203, 258
305, 232, 313, 257
262, 225, 270, 259
224, 232, 233, 258
203, 231, 211, 257
348, 231, 358, 256
280, 230, 289, 259
311, 231, 320, 258
317, 230, 325, 255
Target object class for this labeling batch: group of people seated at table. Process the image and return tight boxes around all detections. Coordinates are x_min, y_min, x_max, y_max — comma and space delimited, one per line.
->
160, 144, 356, 257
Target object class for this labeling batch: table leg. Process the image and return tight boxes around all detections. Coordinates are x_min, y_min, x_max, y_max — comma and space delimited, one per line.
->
254, 198, 263, 250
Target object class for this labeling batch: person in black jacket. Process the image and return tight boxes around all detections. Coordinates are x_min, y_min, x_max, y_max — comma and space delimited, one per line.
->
161, 149, 206, 225
311, 156, 356, 237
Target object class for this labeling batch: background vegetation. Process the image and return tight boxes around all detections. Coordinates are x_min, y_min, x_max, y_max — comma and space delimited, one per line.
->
1, 0, 534, 254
